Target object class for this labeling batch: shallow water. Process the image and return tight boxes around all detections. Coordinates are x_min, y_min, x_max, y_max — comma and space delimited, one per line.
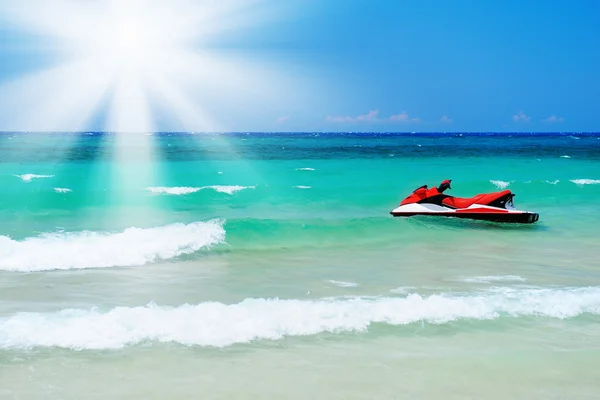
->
1, 132, 600, 398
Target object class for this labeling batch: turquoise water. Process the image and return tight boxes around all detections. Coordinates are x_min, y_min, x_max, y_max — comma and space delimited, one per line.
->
1, 132, 600, 399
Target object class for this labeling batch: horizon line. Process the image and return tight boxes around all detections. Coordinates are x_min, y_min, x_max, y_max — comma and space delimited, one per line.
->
0, 131, 599, 135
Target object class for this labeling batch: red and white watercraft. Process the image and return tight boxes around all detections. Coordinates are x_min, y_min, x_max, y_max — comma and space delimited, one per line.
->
390, 180, 539, 223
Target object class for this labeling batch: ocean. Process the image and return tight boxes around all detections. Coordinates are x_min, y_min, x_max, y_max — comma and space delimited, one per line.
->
1, 132, 600, 399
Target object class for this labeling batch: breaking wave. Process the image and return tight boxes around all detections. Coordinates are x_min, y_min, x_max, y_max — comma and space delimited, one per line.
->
295, 168, 315, 171
571, 179, 600, 186
293, 186, 312, 189
54, 188, 72, 193
490, 180, 511, 189
206, 185, 255, 194
1, 286, 598, 350
14, 174, 54, 182
147, 186, 201, 195
0, 220, 226, 272
146, 186, 255, 195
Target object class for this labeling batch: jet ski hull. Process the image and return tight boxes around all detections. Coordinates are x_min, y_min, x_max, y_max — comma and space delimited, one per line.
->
390, 210, 539, 223
390, 198, 539, 224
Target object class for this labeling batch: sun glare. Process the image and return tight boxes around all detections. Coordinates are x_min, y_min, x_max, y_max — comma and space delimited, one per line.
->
114, 24, 145, 58
85, 7, 175, 72
0, 0, 305, 133
0, 0, 313, 221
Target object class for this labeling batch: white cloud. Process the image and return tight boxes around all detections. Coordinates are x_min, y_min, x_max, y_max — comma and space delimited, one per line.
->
440, 115, 452, 123
389, 111, 409, 121
390, 111, 420, 123
276, 116, 290, 124
356, 110, 379, 121
326, 110, 379, 123
325, 109, 420, 123
513, 111, 531, 122
542, 115, 564, 123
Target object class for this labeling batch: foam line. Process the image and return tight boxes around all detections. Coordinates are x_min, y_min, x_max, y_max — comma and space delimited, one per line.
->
1, 286, 598, 349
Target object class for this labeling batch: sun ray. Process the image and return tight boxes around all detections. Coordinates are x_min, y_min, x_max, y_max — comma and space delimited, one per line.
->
0, 58, 115, 201
144, 71, 217, 133
100, 69, 163, 227
0, 58, 114, 132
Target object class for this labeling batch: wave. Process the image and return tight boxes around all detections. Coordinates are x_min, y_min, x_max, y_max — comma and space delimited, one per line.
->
54, 188, 72, 193
1, 286, 598, 350
293, 186, 312, 189
146, 185, 255, 195
147, 186, 201, 195
209, 185, 255, 194
390, 286, 417, 294
295, 168, 315, 171
14, 174, 54, 182
0, 220, 225, 272
328, 280, 359, 288
571, 179, 600, 186
458, 275, 526, 283
490, 180, 563, 186
560, 155, 571, 158
491, 179, 568, 187
490, 180, 511, 189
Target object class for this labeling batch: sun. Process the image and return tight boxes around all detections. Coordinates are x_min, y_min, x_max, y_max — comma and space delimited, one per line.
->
110, 22, 148, 62
75, 2, 186, 74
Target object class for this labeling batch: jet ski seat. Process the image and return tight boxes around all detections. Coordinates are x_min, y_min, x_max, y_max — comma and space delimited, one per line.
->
442, 190, 512, 209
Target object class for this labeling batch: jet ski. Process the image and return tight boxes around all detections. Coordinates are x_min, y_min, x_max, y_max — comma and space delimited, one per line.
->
390, 180, 539, 223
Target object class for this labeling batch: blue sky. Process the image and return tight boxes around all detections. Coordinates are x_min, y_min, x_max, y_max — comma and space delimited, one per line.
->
0, 0, 599, 132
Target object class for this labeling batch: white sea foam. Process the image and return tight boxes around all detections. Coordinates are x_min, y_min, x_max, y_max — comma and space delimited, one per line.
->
490, 180, 510, 189
53, 188, 72, 193
293, 186, 312, 189
146, 186, 255, 195
147, 186, 201, 195
390, 286, 417, 294
1, 286, 599, 350
206, 185, 255, 194
295, 168, 315, 171
0, 220, 226, 272
458, 275, 526, 284
560, 155, 571, 158
14, 174, 54, 182
545, 180, 560, 185
328, 280, 359, 288
570, 179, 600, 186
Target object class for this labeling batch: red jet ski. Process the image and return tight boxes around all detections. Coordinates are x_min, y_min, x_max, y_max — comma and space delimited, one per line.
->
390, 180, 539, 223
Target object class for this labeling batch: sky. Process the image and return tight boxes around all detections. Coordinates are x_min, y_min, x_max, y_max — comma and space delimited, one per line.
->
0, 0, 599, 133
